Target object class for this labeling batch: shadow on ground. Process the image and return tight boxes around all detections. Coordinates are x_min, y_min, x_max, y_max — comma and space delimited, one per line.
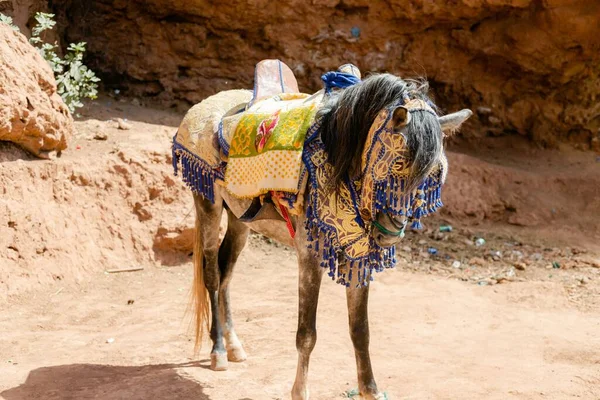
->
1, 362, 212, 400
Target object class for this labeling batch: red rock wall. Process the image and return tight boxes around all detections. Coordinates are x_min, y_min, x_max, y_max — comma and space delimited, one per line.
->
0, 24, 73, 157
9, 0, 600, 147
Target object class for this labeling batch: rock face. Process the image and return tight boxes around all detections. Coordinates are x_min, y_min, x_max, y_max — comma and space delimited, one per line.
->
0, 24, 73, 157
46, 0, 599, 147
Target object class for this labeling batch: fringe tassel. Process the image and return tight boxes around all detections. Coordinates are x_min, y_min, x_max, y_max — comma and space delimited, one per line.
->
303, 133, 398, 288
369, 165, 445, 231
305, 212, 398, 287
172, 136, 218, 204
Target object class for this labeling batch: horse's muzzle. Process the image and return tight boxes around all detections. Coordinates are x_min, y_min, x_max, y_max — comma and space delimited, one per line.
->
372, 213, 407, 247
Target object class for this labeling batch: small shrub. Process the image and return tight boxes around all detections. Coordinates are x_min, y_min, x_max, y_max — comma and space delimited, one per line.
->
0, 13, 19, 31
1, 12, 100, 114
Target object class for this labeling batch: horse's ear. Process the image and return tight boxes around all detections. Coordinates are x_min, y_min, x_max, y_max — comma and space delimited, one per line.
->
392, 106, 411, 129
438, 109, 472, 135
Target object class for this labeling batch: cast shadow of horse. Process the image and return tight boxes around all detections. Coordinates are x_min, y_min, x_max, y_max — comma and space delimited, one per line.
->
0, 361, 225, 400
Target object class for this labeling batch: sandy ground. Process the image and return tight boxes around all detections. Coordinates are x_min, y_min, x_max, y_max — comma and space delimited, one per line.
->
1, 97, 600, 399
1, 233, 600, 400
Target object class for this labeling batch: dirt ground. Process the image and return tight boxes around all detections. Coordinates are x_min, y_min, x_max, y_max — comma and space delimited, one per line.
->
1, 236, 599, 400
1, 97, 600, 399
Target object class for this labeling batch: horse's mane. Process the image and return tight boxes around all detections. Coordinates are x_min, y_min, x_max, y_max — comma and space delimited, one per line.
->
318, 73, 443, 190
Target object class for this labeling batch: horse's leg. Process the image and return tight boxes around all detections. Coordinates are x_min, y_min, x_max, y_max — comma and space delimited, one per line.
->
218, 209, 250, 362
291, 245, 324, 400
193, 193, 228, 371
347, 284, 384, 400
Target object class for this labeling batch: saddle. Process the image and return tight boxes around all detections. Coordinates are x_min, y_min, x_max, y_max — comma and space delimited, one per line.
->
233, 60, 361, 225
250, 59, 300, 106
229, 60, 309, 224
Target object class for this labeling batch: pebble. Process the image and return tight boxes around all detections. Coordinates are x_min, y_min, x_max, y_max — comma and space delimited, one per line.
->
475, 238, 486, 246
94, 132, 108, 140
510, 250, 524, 260
452, 260, 461, 269
432, 232, 445, 241
576, 256, 600, 268
469, 257, 486, 266
531, 253, 543, 261
428, 247, 438, 255
117, 118, 132, 130
106, 338, 115, 344
514, 262, 527, 271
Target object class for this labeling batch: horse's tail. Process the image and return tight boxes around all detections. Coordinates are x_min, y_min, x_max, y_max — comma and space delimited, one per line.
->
191, 211, 210, 354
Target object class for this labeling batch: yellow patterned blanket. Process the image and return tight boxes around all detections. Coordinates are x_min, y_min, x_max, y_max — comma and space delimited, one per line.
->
222, 93, 321, 199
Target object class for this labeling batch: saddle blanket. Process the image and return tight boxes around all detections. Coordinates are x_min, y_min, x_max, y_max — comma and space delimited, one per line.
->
222, 93, 322, 198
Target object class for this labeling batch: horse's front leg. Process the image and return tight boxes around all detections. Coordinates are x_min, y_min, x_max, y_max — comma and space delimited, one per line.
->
347, 283, 386, 400
291, 246, 324, 400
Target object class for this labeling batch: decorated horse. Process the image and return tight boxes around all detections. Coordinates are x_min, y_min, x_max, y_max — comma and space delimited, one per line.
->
172, 60, 472, 399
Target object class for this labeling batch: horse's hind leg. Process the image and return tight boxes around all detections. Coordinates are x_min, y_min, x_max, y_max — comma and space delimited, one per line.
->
218, 209, 250, 362
347, 284, 385, 400
193, 193, 228, 371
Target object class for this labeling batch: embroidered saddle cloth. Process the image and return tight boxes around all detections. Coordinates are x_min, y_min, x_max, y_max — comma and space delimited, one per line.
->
221, 92, 322, 200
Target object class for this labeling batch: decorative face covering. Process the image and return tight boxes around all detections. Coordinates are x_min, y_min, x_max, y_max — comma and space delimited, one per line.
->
303, 98, 445, 287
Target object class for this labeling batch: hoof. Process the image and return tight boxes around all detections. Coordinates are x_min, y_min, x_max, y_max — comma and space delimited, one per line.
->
291, 386, 309, 400
227, 345, 247, 362
210, 351, 228, 371
360, 393, 388, 400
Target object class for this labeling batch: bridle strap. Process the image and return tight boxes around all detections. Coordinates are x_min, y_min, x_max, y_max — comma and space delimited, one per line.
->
372, 220, 405, 237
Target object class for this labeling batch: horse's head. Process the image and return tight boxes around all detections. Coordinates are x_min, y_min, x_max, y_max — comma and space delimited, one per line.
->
319, 73, 471, 248
369, 102, 472, 247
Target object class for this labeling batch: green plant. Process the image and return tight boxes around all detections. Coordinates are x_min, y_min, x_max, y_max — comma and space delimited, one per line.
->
0, 13, 19, 30
1, 12, 100, 114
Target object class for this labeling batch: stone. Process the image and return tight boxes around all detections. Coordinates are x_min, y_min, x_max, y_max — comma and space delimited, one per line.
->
576, 256, 600, 268
0, 24, 73, 158
514, 262, 526, 271
116, 118, 132, 130
469, 257, 486, 267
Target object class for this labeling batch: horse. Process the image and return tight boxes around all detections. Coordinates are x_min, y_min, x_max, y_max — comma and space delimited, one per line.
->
175, 67, 472, 399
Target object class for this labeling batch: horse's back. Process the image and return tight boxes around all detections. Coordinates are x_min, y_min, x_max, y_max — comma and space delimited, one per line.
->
180, 89, 253, 134
176, 89, 253, 167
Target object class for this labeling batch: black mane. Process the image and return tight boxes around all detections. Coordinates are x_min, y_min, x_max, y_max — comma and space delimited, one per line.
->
318, 73, 443, 190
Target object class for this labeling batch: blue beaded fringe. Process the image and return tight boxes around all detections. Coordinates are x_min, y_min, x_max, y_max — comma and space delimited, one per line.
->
172, 135, 220, 204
